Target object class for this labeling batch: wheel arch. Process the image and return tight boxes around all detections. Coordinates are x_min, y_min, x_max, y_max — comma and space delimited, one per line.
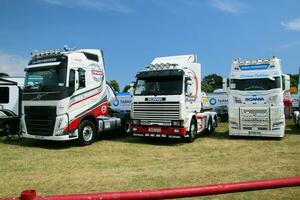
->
185, 113, 197, 132
80, 114, 98, 133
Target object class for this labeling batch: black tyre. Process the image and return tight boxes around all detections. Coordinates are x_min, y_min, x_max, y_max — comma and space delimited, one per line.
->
186, 119, 197, 143
206, 117, 215, 134
122, 118, 130, 136
78, 120, 96, 145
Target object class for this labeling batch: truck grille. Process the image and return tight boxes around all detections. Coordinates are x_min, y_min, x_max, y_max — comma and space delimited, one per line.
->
24, 106, 56, 136
132, 102, 180, 121
241, 108, 270, 130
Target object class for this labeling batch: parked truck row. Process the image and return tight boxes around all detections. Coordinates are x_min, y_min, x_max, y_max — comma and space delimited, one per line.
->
0, 47, 298, 145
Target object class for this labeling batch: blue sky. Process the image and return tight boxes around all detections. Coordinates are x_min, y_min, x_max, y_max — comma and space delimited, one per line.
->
0, 0, 299, 89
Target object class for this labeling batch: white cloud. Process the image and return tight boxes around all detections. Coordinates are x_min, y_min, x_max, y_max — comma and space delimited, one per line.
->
277, 40, 300, 49
41, 0, 133, 13
211, 0, 247, 14
281, 18, 300, 31
0, 54, 27, 77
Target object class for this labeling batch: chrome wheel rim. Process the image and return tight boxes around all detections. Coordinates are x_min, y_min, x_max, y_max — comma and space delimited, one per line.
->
83, 126, 93, 142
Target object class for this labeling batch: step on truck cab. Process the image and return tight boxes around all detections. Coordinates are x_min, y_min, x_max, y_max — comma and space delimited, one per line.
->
130, 55, 217, 142
21, 48, 129, 145
293, 67, 300, 126
228, 57, 290, 138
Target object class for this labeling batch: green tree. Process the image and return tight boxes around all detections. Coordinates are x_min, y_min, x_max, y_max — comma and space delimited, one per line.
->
289, 73, 299, 88
201, 82, 213, 93
202, 74, 223, 92
108, 80, 120, 92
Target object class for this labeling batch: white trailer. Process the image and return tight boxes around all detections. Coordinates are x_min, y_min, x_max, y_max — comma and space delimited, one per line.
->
21, 48, 130, 145
293, 67, 300, 126
0, 77, 24, 136
228, 57, 290, 138
130, 55, 217, 142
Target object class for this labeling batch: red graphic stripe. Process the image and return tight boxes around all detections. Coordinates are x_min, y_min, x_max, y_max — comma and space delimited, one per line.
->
64, 102, 108, 133
69, 92, 101, 108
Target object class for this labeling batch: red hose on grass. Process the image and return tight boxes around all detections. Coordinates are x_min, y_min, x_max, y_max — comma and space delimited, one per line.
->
3, 176, 300, 200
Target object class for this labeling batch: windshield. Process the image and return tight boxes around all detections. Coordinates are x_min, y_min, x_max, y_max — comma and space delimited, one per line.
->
230, 77, 281, 91
24, 65, 67, 92
135, 76, 183, 96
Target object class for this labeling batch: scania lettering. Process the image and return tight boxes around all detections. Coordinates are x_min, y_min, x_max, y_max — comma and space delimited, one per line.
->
228, 57, 290, 138
130, 55, 217, 142
21, 48, 129, 145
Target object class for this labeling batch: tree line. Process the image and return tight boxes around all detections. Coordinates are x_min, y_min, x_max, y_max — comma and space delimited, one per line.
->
109, 72, 299, 93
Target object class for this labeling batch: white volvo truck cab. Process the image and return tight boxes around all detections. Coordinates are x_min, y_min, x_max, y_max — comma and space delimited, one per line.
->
228, 57, 290, 138
21, 48, 129, 145
130, 55, 217, 142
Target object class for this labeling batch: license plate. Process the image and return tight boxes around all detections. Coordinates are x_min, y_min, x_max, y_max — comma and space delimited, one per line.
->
149, 127, 161, 133
35, 135, 45, 139
249, 131, 261, 135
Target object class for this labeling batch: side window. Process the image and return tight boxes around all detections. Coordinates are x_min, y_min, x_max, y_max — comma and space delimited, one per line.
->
185, 76, 196, 97
78, 68, 86, 89
0, 87, 9, 103
69, 69, 75, 88
190, 76, 197, 96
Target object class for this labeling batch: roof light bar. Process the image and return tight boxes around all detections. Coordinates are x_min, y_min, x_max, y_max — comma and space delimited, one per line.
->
31, 48, 62, 58
148, 63, 178, 71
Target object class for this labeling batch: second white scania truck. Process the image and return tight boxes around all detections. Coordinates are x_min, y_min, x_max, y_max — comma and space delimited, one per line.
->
228, 57, 290, 138
21, 48, 130, 145
130, 55, 217, 142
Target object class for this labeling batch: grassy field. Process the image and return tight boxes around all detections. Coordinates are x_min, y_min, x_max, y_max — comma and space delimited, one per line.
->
0, 119, 299, 199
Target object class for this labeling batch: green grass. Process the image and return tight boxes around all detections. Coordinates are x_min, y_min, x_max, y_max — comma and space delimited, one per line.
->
0, 119, 299, 199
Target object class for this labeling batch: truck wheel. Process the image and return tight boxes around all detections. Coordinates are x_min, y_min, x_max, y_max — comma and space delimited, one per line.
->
206, 117, 215, 134
186, 119, 197, 143
122, 118, 130, 136
78, 120, 96, 145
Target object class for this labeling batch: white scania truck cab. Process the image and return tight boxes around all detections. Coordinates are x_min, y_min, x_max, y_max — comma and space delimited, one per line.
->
130, 55, 217, 142
228, 57, 290, 138
21, 48, 129, 145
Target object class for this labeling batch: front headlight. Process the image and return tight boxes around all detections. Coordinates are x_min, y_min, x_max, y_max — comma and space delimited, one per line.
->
55, 115, 68, 136
273, 121, 284, 128
132, 119, 140, 125
229, 120, 238, 127
172, 120, 183, 127
272, 121, 284, 130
